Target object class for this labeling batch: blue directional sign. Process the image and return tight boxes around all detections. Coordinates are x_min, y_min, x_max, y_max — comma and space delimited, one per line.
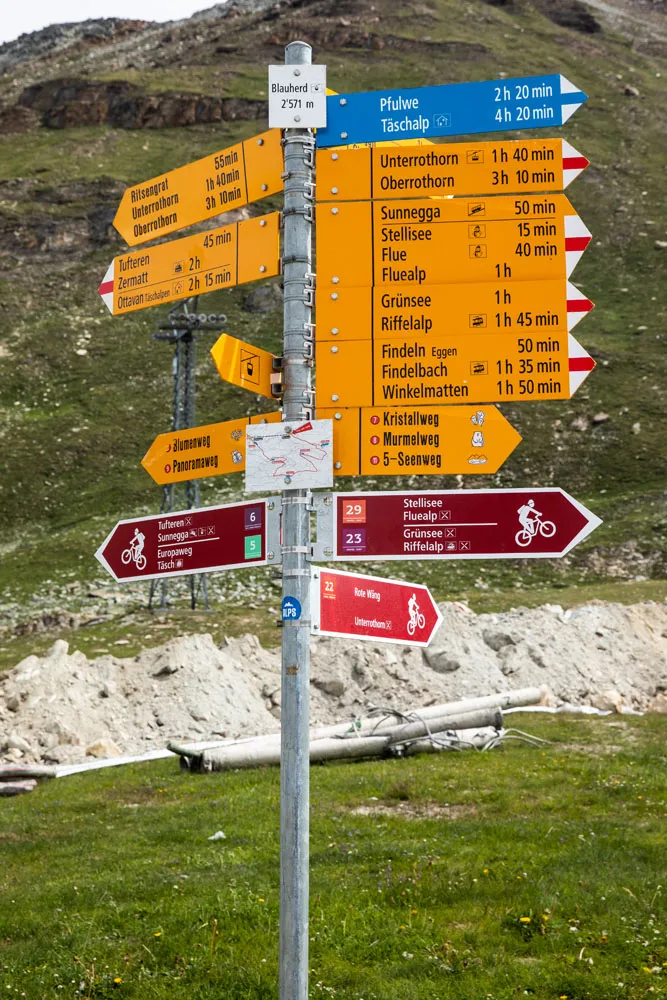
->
316, 74, 586, 148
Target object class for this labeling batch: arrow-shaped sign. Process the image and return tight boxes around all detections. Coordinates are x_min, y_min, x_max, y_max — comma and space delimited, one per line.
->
99, 213, 280, 316
316, 404, 521, 476
113, 129, 283, 247
141, 412, 282, 485
316, 278, 594, 344
315, 331, 595, 408
316, 74, 587, 148
95, 499, 280, 583
210, 334, 281, 400
317, 138, 588, 202
312, 488, 602, 562
311, 566, 442, 647
316, 195, 591, 290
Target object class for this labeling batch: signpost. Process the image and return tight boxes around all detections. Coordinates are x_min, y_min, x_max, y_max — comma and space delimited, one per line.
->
316, 74, 587, 147
211, 333, 281, 400
312, 489, 602, 562
311, 566, 442, 647
317, 138, 588, 201
315, 331, 595, 408
141, 412, 282, 485
316, 278, 594, 342
317, 404, 521, 475
113, 129, 283, 246
316, 195, 590, 289
95, 499, 280, 583
99, 212, 280, 316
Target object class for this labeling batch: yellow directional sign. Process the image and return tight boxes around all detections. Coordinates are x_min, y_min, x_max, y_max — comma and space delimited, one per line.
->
316, 195, 590, 289
317, 404, 522, 476
99, 212, 280, 316
315, 330, 593, 408
211, 334, 280, 400
141, 412, 282, 485
316, 138, 588, 202
113, 129, 283, 246
316, 278, 589, 342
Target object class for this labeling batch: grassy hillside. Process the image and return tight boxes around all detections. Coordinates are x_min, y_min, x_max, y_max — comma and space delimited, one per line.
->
0, 0, 665, 644
1, 713, 665, 999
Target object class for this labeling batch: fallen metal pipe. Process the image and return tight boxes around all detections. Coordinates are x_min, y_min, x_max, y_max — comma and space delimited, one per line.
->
191, 735, 392, 773
0, 764, 56, 781
385, 707, 503, 744
402, 727, 502, 754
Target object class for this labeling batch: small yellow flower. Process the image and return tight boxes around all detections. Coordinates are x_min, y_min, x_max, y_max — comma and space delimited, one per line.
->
541, 914, 550, 921
258, 897, 265, 902
154, 931, 162, 937
411, 909, 417, 914
113, 978, 122, 984
519, 917, 531, 924
560, 994, 568, 999
483, 868, 489, 874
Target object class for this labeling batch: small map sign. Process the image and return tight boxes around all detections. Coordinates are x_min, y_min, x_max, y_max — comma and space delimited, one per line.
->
95, 499, 281, 583
316, 138, 588, 202
245, 419, 334, 492
99, 213, 280, 316
210, 333, 280, 400
312, 489, 602, 562
269, 63, 327, 128
316, 404, 521, 476
311, 567, 442, 647
315, 332, 595, 408
316, 74, 587, 148
316, 195, 590, 290
141, 412, 282, 485
113, 129, 283, 247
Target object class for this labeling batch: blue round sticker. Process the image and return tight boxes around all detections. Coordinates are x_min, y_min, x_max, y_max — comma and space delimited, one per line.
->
282, 597, 302, 621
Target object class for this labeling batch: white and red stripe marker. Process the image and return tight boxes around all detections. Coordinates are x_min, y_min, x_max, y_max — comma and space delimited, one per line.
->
98, 261, 114, 314
568, 333, 596, 395
565, 213, 592, 277
561, 139, 589, 188
567, 281, 595, 331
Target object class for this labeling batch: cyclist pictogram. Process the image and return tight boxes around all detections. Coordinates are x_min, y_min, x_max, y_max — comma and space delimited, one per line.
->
515, 499, 556, 547
121, 528, 147, 571
406, 593, 426, 636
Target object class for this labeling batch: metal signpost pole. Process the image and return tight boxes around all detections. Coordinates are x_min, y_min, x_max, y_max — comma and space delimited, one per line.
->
280, 39, 314, 1000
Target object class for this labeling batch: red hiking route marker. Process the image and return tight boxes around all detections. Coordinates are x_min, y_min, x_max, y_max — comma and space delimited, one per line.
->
311, 567, 442, 647
95, 500, 278, 583
312, 488, 601, 563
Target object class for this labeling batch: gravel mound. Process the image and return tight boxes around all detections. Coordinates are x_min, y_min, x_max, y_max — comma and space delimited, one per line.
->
1, 600, 665, 766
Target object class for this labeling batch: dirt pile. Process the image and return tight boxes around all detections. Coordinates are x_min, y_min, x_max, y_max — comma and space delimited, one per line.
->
0, 600, 665, 766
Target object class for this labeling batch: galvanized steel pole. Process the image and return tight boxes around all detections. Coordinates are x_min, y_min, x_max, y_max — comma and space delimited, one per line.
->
280, 39, 314, 1000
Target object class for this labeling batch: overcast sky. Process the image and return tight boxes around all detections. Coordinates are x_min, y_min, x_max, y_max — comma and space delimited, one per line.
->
1, 0, 217, 46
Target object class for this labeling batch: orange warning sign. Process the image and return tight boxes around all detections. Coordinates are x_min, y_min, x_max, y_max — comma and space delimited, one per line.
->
99, 212, 280, 316
113, 129, 283, 246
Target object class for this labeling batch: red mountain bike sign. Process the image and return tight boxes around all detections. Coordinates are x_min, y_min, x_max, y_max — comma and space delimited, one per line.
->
95, 500, 277, 582
311, 567, 442, 647
313, 488, 601, 563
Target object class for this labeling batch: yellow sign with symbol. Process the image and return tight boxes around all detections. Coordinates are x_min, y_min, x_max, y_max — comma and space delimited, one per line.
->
211, 333, 280, 400
316, 137, 587, 202
141, 413, 282, 485
316, 277, 584, 342
316, 195, 589, 289
317, 405, 521, 476
316, 330, 592, 408
113, 129, 283, 246
99, 212, 280, 317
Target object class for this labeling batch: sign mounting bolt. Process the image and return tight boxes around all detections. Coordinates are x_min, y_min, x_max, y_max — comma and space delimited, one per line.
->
331, 394, 339, 401
334, 412, 342, 420
331, 328, 339, 335
331, 346, 338, 353
294, 115, 301, 123
339, 98, 347, 106
331, 187, 338, 194
331, 153, 339, 161
334, 462, 342, 469
257, 137, 264, 145
260, 265, 267, 272
332, 276, 340, 284
340, 132, 348, 139
331, 207, 339, 215
260, 219, 267, 227
261, 183, 268, 191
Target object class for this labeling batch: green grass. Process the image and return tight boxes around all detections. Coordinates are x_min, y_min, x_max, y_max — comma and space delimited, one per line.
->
0, 714, 665, 998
